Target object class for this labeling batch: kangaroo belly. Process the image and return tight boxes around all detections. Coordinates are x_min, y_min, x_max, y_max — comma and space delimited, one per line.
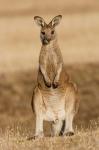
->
41, 88, 66, 121
43, 107, 65, 122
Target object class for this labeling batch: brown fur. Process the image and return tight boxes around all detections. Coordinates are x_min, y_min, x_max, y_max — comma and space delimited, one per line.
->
31, 15, 80, 138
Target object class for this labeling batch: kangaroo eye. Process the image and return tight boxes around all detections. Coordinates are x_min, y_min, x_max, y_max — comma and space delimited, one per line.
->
51, 30, 54, 34
41, 31, 45, 35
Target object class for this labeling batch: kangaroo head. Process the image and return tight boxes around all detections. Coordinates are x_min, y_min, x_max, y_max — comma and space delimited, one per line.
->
34, 15, 62, 44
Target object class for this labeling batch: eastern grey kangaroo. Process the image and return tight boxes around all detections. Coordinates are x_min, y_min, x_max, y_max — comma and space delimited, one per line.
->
31, 15, 79, 138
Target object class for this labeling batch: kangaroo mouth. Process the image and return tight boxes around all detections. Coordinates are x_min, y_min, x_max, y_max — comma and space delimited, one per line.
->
43, 39, 50, 44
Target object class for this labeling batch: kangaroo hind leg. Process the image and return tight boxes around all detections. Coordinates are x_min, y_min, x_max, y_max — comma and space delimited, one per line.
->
32, 87, 44, 139
64, 84, 77, 136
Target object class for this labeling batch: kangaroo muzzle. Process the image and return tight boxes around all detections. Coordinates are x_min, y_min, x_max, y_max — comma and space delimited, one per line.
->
43, 38, 51, 44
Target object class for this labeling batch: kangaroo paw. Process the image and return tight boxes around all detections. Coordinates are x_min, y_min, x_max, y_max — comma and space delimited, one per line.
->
53, 81, 59, 88
64, 131, 74, 136
45, 81, 51, 88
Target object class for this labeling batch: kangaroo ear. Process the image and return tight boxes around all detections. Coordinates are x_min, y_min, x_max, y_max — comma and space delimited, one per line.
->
34, 16, 46, 27
49, 15, 62, 27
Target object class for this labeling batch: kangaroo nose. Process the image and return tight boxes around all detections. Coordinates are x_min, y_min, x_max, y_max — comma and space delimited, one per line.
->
46, 38, 51, 42
43, 37, 51, 44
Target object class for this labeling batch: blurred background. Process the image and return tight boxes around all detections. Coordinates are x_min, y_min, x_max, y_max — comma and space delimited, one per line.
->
0, 0, 99, 135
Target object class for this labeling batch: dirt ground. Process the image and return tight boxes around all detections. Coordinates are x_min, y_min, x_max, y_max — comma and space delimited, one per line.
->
0, 0, 99, 149
0, 64, 99, 149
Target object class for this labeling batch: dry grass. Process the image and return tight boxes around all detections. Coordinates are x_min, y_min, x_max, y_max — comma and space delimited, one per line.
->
0, 0, 99, 149
0, 64, 99, 129
0, 123, 99, 150
0, 64, 99, 149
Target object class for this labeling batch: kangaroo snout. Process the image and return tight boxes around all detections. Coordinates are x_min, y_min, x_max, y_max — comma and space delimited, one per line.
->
46, 37, 51, 42
43, 37, 51, 44
40, 30, 52, 44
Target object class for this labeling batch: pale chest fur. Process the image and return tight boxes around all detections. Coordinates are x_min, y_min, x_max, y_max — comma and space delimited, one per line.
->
46, 42, 58, 64
44, 44, 59, 80
41, 88, 66, 122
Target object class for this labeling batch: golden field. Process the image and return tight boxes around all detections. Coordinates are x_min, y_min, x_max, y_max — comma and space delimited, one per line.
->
0, 0, 99, 149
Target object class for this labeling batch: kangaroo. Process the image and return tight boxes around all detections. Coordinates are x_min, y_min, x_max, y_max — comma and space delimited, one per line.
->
31, 15, 79, 138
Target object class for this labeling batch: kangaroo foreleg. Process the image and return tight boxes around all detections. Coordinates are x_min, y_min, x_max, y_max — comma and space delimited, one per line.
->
53, 63, 62, 88
40, 64, 51, 87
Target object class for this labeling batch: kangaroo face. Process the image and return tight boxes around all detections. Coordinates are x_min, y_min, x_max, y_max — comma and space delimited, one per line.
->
34, 15, 62, 44
40, 25, 55, 44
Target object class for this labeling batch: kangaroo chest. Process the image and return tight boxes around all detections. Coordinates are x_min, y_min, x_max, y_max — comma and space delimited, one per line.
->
46, 49, 58, 79
47, 48, 57, 64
